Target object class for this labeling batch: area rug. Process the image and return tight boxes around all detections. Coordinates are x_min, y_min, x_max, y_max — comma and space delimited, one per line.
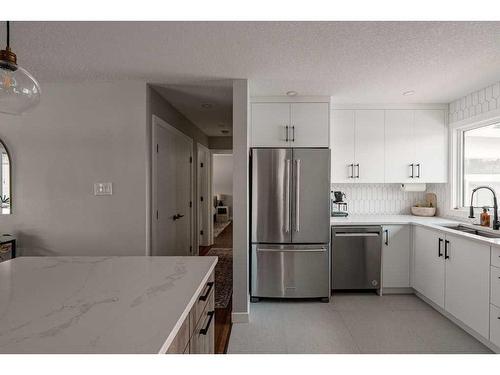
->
214, 220, 231, 238
206, 248, 232, 309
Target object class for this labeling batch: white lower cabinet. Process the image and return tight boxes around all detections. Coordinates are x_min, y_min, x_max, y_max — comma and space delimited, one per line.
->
444, 233, 490, 338
382, 225, 410, 288
413, 226, 445, 308
413, 227, 491, 341
490, 304, 500, 348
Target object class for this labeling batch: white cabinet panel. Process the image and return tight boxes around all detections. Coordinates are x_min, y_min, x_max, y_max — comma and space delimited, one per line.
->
413, 226, 445, 308
491, 266, 500, 308
251, 103, 289, 147
384, 110, 415, 183
413, 109, 447, 183
331, 110, 355, 183
382, 225, 410, 288
444, 233, 490, 338
490, 304, 500, 348
290, 103, 329, 147
354, 110, 385, 183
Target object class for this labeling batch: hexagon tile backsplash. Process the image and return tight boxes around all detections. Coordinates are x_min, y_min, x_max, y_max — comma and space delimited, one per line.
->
331, 183, 448, 216
449, 81, 500, 124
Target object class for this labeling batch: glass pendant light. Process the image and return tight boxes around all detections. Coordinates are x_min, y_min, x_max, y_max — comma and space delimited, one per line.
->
0, 21, 40, 115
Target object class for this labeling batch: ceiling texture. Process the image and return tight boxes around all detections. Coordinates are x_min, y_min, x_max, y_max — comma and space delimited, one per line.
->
4, 21, 500, 103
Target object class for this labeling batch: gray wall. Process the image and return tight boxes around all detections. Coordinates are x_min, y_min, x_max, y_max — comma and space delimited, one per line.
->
0, 81, 148, 256
209, 136, 232, 150
146, 85, 209, 254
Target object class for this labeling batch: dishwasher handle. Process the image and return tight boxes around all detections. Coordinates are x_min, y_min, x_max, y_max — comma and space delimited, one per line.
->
334, 232, 380, 237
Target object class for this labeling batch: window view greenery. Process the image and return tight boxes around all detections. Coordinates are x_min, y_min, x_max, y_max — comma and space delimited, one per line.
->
463, 123, 500, 207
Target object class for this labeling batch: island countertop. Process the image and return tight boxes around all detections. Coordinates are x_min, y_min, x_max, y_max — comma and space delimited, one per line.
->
0, 256, 217, 354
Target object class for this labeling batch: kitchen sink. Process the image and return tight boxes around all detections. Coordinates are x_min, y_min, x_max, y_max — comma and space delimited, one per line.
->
439, 224, 500, 239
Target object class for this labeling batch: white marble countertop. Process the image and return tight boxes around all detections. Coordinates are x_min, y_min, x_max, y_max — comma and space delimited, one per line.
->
331, 215, 500, 248
0, 256, 217, 354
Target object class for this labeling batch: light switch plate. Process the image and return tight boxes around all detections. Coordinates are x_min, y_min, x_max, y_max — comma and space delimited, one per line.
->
94, 182, 113, 196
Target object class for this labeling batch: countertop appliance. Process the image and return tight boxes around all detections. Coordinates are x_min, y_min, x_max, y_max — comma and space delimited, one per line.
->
250, 148, 330, 301
331, 226, 382, 291
331, 190, 348, 217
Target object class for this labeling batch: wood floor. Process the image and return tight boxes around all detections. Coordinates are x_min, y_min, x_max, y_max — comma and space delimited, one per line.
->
200, 222, 233, 354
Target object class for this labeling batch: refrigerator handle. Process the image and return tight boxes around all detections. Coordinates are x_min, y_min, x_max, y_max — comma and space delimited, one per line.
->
295, 159, 301, 232
285, 159, 291, 232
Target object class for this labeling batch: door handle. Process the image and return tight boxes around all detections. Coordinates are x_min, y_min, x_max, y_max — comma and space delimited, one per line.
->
199, 311, 215, 335
438, 238, 443, 257
294, 159, 301, 232
285, 159, 291, 232
285, 125, 289, 142
172, 213, 185, 221
384, 229, 389, 245
415, 163, 421, 178
444, 240, 450, 259
410, 164, 414, 178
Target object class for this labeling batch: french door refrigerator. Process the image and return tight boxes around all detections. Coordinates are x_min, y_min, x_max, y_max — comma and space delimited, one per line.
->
250, 148, 331, 301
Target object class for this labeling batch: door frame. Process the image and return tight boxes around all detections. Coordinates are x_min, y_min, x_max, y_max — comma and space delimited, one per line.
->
197, 142, 213, 248
151, 114, 194, 256
211, 149, 232, 245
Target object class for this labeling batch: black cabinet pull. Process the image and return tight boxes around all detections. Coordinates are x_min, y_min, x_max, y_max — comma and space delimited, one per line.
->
444, 240, 450, 259
285, 126, 289, 142
438, 238, 443, 257
291, 125, 295, 142
200, 311, 215, 335
355, 164, 360, 178
199, 282, 214, 301
416, 163, 421, 178
410, 164, 414, 178
349, 164, 354, 178
384, 229, 389, 246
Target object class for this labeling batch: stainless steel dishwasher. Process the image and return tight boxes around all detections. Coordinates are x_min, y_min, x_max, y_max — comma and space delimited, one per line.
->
331, 226, 382, 291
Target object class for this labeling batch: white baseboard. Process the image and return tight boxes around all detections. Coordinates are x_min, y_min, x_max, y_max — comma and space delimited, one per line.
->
231, 312, 249, 323
382, 287, 414, 295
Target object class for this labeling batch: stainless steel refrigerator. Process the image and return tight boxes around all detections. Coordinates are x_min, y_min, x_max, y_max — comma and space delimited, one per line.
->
250, 148, 331, 301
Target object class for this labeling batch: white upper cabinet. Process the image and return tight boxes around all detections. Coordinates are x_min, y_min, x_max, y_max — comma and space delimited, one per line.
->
250, 102, 329, 148
251, 103, 289, 147
385, 110, 415, 183
354, 110, 385, 183
331, 109, 385, 183
290, 103, 329, 147
413, 109, 447, 183
331, 110, 355, 183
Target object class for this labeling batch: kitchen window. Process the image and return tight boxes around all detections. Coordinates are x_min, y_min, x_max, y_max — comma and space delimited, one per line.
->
457, 122, 500, 208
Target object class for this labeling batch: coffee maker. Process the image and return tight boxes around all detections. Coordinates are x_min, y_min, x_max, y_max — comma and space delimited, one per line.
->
331, 191, 348, 217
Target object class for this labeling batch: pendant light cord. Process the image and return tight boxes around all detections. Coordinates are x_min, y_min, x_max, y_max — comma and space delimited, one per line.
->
6, 21, 9, 48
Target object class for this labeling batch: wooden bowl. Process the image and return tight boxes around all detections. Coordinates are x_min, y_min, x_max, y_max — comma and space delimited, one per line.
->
411, 206, 436, 217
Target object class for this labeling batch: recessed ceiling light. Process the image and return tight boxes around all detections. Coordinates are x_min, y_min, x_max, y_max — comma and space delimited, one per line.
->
402, 90, 415, 96
286, 91, 298, 97
201, 103, 213, 109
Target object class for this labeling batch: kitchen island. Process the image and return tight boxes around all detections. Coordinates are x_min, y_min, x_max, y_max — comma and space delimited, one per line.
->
0, 256, 217, 354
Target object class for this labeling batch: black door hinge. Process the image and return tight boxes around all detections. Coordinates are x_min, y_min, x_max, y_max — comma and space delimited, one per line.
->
156, 210, 158, 220
200, 196, 204, 202
156, 144, 159, 153
189, 156, 193, 163
189, 201, 192, 208
200, 162, 204, 167
200, 230, 204, 235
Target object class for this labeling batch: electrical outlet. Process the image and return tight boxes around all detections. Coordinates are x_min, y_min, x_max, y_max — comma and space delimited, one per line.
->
94, 182, 113, 196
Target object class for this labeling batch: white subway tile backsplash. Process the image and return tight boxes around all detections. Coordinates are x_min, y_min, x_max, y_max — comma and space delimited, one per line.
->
331, 183, 447, 215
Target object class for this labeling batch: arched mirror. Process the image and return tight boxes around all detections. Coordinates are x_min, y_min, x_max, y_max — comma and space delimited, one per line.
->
0, 139, 11, 214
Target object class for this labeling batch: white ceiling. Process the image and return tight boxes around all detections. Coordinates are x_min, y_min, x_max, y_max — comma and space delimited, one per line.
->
153, 81, 233, 137
4, 21, 500, 103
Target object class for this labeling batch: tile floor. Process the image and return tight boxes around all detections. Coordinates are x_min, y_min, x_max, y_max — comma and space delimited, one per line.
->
228, 293, 492, 354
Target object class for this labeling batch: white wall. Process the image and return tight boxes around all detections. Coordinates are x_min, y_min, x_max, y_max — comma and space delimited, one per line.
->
0, 81, 148, 256
232, 79, 250, 323
213, 154, 233, 217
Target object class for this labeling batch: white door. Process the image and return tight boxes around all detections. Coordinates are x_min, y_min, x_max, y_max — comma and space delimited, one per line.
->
382, 225, 410, 288
290, 103, 329, 147
197, 144, 211, 247
385, 110, 415, 183
413, 109, 447, 182
152, 116, 193, 256
413, 226, 445, 308
354, 110, 385, 182
331, 109, 355, 183
444, 233, 490, 338
251, 103, 290, 147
